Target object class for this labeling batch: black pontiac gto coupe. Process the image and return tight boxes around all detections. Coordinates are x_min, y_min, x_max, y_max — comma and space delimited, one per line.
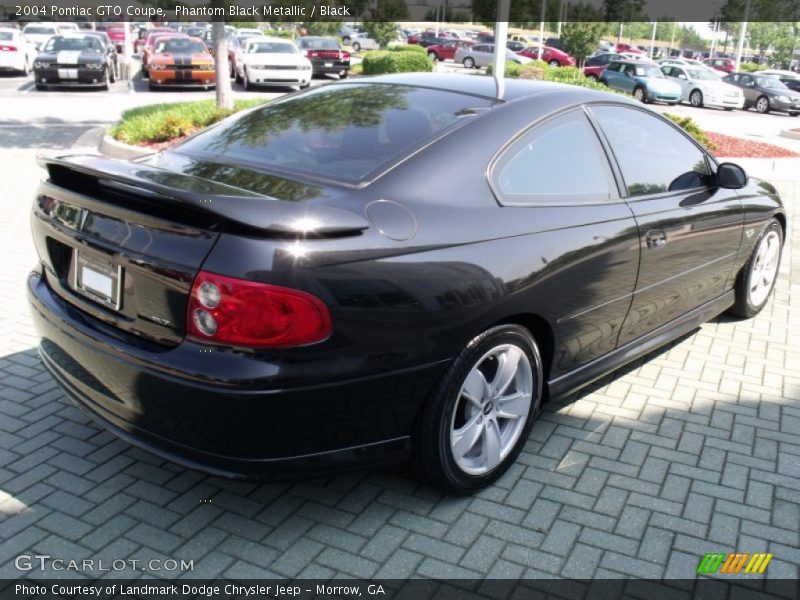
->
28, 74, 785, 493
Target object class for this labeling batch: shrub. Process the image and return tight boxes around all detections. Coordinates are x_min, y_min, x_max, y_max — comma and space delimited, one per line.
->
486, 61, 546, 80
738, 62, 760, 73
664, 113, 717, 150
361, 50, 433, 75
387, 43, 427, 55
111, 98, 266, 146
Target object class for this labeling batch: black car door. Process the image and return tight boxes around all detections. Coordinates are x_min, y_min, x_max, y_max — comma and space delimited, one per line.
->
589, 104, 743, 345
490, 108, 640, 373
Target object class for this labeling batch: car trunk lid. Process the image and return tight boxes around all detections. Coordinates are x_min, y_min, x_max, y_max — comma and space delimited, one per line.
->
32, 154, 369, 346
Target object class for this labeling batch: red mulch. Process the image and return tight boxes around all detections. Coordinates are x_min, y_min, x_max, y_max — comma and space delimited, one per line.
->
138, 134, 192, 151
706, 132, 800, 158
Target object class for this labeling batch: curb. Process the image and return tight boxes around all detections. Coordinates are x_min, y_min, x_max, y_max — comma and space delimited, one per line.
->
99, 132, 153, 160
780, 128, 800, 140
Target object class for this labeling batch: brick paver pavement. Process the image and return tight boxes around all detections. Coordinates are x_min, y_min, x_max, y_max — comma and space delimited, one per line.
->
0, 125, 798, 581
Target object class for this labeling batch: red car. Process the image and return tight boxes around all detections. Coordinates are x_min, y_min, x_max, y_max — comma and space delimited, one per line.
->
616, 43, 644, 54
705, 57, 736, 73
134, 27, 172, 55
426, 40, 473, 61
518, 45, 575, 67
105, 25, 127, 53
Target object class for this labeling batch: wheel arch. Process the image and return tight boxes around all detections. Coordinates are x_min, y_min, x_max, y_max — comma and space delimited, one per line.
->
491, 313, 555, 393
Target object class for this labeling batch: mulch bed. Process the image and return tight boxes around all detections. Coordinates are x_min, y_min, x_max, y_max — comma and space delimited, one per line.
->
707, 132, 800, 158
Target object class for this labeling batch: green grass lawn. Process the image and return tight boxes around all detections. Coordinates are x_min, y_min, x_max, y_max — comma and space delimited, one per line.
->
110, 98, 266, 146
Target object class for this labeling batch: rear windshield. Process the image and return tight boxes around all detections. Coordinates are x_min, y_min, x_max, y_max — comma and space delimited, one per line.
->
0, 32, 13, 41
299, 38, 340, 50
176, 83, 493, 184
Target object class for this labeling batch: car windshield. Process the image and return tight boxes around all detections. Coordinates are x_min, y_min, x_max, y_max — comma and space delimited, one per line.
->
24, 26, 56, 34
756, 76, 786, 89
636, 66, 663, 78
248, 41, 296, 54
300, 38, 340, 50
686, 69, 716, 80
156, 39, 206, 54
44, 36, 103, 52
176, 83, 495, 184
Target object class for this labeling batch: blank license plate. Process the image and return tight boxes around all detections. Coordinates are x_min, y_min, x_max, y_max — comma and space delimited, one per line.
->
73, 250, 122, 310
324, 62, 333, 67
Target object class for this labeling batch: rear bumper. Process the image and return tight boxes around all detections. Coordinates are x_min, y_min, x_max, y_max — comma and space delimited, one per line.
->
309, 59, 349, 75
28, 270, 443, 478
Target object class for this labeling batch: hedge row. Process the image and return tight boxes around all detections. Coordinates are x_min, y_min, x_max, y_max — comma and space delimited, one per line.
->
361, 50, 433, 75
387, 44, 427, 55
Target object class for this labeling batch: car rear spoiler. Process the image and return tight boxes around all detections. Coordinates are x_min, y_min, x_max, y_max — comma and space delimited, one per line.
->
36, 154, 370, 238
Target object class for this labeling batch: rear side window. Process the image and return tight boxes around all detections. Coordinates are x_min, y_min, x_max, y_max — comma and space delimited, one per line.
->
492, 110, 614, 205
591, 105, 712, 198
176, 83, 494, 184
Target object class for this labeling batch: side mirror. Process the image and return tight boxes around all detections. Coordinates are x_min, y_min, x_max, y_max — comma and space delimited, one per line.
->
717, 162, 747, 189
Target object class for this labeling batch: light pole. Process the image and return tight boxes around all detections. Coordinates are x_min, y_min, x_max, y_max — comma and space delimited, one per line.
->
492, 0, 510, 99
735, 0, 752, 70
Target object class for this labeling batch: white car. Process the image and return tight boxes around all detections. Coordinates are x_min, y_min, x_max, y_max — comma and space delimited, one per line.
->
236, 37, 311, 90
455, 44, 534, 69
348, 33, 379, 52
22, 23, 59, 50
0, 27, 37, 74
661, 64, 744, 110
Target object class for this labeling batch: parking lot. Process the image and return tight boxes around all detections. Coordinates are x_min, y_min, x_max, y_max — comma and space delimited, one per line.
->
1, 59, 799, 582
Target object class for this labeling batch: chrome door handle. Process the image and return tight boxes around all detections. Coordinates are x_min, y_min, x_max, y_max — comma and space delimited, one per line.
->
646, 229, 667, 248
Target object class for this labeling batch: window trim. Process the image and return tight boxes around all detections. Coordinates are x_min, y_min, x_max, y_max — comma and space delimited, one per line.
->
488, 108, 621, 207
585, 102, 718, 203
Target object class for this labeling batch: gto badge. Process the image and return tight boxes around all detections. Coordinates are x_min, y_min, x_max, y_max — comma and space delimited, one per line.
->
745, 229, 755, 239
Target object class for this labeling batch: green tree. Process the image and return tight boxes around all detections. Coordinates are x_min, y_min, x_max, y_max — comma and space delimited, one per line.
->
560, 7, 605, 67
302, 22, 340, 36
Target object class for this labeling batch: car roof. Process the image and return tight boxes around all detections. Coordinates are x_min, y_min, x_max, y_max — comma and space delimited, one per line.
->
333, 73, 614, 103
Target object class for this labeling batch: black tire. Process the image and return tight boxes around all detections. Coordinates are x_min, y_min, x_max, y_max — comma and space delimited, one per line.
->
724, 107, 735, 111
229, 61, 235, 79
428, 51, 438, 61
633, 86, 648, 103
599, 78, 609, 87
549, 59, 560, 67
352, 42, 361, 52
413, 324, 543, 494
587, 74, 598, 81
729, 219, 783, 318
340, 70, 348, 79
235, 68, 243, 84
35, 83, 46, 91
21, 58, 30, 76
690, 89, 703, 108
243, 69, 253, 91
463, 57, 475, 69
300, 82, 310, 89
108, 65, 115, 84
755, 95, 770, 114
142, 68, 149, 80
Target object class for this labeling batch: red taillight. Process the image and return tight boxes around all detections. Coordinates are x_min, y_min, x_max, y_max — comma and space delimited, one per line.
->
307, 50, 318, 58
0, 45, 17, 52
187, 271, 332, 348
341, 51, 350, 59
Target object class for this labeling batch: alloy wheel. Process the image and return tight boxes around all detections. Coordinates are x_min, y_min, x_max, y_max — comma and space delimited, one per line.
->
690, 90, 703, 107
449, 344, 533, 475
756, 97, 769, 113
634, 87, 645, 101
749, 230, 780, 306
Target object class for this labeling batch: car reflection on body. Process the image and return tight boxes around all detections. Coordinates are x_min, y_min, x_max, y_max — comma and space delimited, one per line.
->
28, 74, 785, 493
